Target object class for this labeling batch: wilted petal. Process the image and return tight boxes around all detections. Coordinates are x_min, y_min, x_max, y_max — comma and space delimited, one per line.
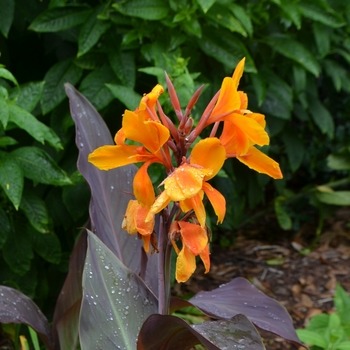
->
237, 146, 283, 179
199, 244, 210, 273
190, 138, 226, 180
133, 162, 155, 207
202, 182, 226, 224
147, 191, 171, 220
122, 200, 139, 234
176, 246, 196, 283
178, 221, 208, 255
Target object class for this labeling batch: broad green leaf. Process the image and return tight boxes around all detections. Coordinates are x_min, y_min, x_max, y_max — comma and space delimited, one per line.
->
0, 0, 15, 37
206, 4, 247, 37
278, 1, 301, 29
298, 1, 345, 28
108, 51, 136, 89
282, 130, 304, 172
3, 228, 34, 275
274, 197, 292, 230
12, 81, 45, 112
74, 52, 106, 70
78, 6, 110, 57
323, 59, 348, 92
79, 65, 117, 111
229, 4, 253, 36
0, 206, 11, 249
293, 64, 306, 94
308, 97, 334, 138
196, 0, 217, 13
316, 190, 350, 206
0, 67, 18, 86
313, 22, 331, 58
20, 192, 50, 234
29, 5, 91, 32
198, 28, 256, 73
11, 147, 72, 186
327, 152, 350, 170
0, 151, 23, 209
336, 342, 350, 350
8, 104, 63, 150
296, 329, 327, 347
0, 97, 9, 128
0, 137, 17, 147
113, 0, 169, 20
41, 59, 83, 114
49, 0, 69, 8
80, 231, 158, 350
265, 34, 320, 76
28, 226, 61, 264
183, 18, 202, 38
250, 73, 266, 106
106, 84, 141, 110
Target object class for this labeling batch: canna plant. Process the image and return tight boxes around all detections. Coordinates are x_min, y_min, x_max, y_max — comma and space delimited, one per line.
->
0, 59, 304, 349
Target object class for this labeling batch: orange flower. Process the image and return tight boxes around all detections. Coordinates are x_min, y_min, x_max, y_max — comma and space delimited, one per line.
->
169, 221, 210, 283
147, 138, 226, 227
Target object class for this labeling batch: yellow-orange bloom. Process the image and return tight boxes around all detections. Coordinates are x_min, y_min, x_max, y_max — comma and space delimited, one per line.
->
169, 221, 210, 283
147, 138, 226, 227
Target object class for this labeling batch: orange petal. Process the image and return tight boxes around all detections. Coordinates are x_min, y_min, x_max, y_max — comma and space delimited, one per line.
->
123, 109, 170, 153
122, 200, 138, 234
190, 138, 226, 180
141, 234, 151, 254
237, 146, 283, 179
114, 128, 125, 145
139, 84, 164, 120
199, 244, 210, 274
147, 191, 171, 220
134, 205, 154, 236
183, 193, 206, 228
249, 113, 266, 128
178, 221, 208, 255
220, 121, 250, 156
238, 91, 248, 110
88, 145, 143, 170
226, 113, 269, 146
202, 182, 226, 224
176, 246, 196, 283
133, 162, 155, 207
209, 77, 241, 123
164, 164, 212, 201
231, 58, 245, 89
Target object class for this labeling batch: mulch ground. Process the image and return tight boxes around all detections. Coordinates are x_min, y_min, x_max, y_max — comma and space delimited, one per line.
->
173, 208, 350, 349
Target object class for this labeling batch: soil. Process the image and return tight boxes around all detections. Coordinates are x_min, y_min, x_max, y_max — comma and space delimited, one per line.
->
173, 208, 350, 349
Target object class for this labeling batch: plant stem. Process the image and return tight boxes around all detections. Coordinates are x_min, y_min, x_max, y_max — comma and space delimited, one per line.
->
157, 216, 166, 315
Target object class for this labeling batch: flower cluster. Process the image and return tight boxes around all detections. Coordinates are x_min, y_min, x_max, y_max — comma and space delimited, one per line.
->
88, 58, 282, 283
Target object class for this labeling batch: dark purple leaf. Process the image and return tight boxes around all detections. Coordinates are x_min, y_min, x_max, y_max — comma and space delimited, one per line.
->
188, 277, 304, 347
0, 285, 54, 349
52, 231, 87, 350
65, 83, 158, 296
80, 231, 158, 350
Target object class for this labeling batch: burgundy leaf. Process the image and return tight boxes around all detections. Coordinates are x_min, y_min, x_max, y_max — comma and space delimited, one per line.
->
52, 231, 87, 350
188, 277, 305, 347
65, 83, 158, 296
137, 314, 219, 350
0, 285, 53, 349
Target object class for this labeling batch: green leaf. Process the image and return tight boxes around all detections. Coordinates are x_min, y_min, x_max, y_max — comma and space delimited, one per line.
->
0, 151, 23, 209
265, 34, 320, 76
74, 52, 106, 70
11, 147, 72, 186
250, 73, 266, 106
296, 329, 328, 347
20, 192, 50, 234
293, 64, 306, 93
182, 18, 202, 38
3, 227, 34, 275
323, 59, 348, 92
41, 58, 83, 114
0, 206, 11, 249
28, 226, 61, 264
274, 197, 292, 230
108, 51, 136, 89
0, 136, 17, 147
12, 81, 45, 113
0, 67, 18, 86
113, 0, 169, 20
0, 0, 15, 37
336, 342, 350, 350
8, 104, 63, 150
196, 0, 217, 13
316, 190, 350, 206
29, 5, 91, 32
198, 28, 256, 73
312, 22, 331, 58
229, 4, 253, 36
78, 6, 110, 57
205, 4, 247, 37
308, 96, 334, 138
282, 130, 304, 172
0, 97, 9, 128
327, 151, 350, 170
278, 1, 301, 29
106, 84, 141, 110
79, 65, 117, 111
298, 0, 346, 28
49, 0, 69, 8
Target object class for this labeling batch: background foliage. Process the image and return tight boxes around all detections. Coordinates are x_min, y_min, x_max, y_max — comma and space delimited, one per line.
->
0, 0, 350, 313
